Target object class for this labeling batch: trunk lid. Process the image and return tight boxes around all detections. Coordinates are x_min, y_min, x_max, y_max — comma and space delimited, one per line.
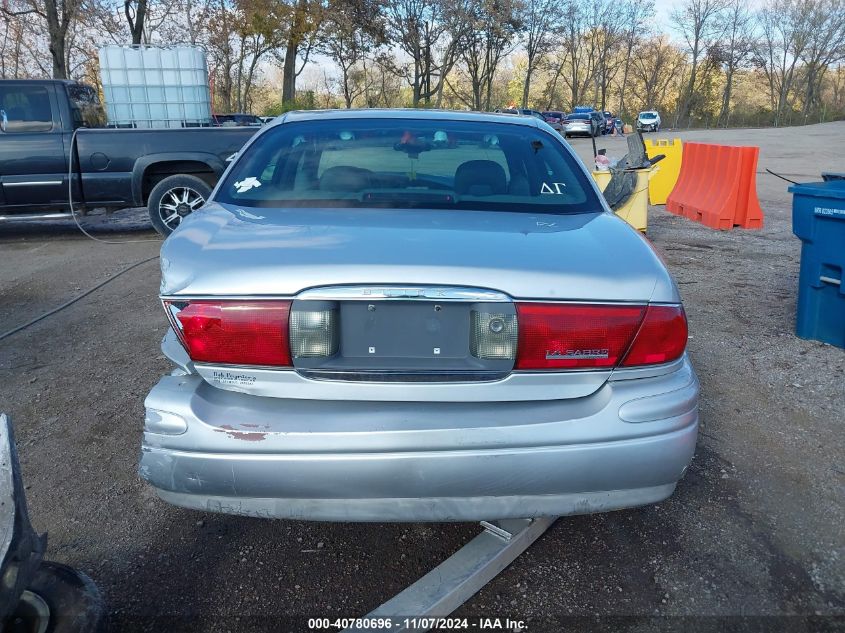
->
161, 203, 676, 303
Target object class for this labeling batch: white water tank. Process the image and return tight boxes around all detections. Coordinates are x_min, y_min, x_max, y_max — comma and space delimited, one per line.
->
99, 45, 212, 128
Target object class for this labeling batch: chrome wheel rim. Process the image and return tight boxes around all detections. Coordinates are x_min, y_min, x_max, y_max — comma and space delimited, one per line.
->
158, 186, 205, 230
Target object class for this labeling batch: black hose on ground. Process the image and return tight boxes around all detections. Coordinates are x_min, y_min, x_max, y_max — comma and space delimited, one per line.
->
0, 255, 159, 342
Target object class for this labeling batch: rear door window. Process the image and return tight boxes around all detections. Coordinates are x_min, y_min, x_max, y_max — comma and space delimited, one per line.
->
66, 83, 105, 129
217, 118, 601, 215
0, 86, 53, 133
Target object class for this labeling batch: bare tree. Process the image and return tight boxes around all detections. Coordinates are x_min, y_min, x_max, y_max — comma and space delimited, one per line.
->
552, 0, 589, 110
519, 0, 562, 107
385, 0, 469, 106
590, 0, 627, 110
630, 35, 687, 113
320, 0, 386, 107
124, 0, 147, 43
671, 0, 728, 126
799, 0, 845, 120
616, 0, 654, 116
755, 0, 813, 125
449, 0, 521, 110
1, 0, 83, 78
713, 0, 755, 126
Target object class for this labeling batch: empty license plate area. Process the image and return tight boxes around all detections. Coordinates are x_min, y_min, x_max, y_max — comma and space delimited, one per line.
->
344, 301, 470, 360
291, 298, 516, 377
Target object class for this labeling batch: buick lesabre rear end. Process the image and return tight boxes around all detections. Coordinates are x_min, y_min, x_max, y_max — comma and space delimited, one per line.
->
141, 109, 699, 522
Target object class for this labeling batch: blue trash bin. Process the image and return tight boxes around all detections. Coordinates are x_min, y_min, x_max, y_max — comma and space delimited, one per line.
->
789, 180, 845, 348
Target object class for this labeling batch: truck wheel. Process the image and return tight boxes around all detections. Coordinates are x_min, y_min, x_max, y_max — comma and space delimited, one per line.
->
5, 562, 105, 633
148, 174, 212, 236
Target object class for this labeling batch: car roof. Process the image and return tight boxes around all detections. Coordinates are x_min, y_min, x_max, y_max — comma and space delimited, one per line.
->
0, 78, 80, 84
277, 108, 543, 129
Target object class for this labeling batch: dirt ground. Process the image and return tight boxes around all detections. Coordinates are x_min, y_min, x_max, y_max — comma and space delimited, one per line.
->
0, 122, 842, 632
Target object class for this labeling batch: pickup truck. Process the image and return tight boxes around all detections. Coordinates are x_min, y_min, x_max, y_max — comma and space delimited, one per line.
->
0, 79, 256, 234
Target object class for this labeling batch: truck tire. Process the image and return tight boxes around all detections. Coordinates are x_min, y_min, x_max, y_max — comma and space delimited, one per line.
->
148, 174, 213, 236
4, 562, 105, 633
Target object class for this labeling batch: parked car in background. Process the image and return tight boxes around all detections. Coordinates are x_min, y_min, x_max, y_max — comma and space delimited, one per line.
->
637, 111, 661, 132
0, 79, 256, 235
214, 113, 263, 127
542, 111, 565, 132
495, 108, 546, 122
142, 109, 699, 523
520, 108, 547, 121
563, 112, 601, 137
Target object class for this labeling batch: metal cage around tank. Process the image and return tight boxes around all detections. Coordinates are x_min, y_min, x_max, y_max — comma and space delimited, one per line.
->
98, 45, 213, 129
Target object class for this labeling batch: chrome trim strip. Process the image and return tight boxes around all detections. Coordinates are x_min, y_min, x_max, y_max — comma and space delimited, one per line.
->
0, 212, 74, 221
3, 181, 63, 186
159, 293, 679, 308
160, 294, 296, 301
298, 369, 510, 383
193, 363, 614, 402
296, 285, 511, 302
608, 356, 686, 381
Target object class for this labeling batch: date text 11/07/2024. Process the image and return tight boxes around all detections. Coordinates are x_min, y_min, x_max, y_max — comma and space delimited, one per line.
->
307, 617, 528, 631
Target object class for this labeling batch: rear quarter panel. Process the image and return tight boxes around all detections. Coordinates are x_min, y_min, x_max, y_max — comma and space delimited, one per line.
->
75, 127, 256, 206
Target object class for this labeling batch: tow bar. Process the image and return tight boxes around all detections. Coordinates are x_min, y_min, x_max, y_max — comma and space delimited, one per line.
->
343, 516, 557, 632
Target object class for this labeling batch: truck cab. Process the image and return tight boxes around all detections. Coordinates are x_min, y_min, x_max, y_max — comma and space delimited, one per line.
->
0, 80, 102, 211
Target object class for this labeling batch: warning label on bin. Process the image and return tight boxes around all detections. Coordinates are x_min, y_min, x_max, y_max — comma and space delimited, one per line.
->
814, 206, 845, 217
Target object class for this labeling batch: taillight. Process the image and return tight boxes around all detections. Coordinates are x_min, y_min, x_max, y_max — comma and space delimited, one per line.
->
164, 300, 292, 366
515, 303, 645, 369
514, 303, 687, 370
620, 305, 688, 367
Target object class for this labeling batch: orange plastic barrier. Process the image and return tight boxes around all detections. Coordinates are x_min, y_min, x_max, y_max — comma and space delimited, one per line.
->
666, 142, 764, 230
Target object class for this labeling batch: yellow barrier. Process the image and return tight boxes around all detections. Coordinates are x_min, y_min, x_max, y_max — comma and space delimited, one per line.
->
591, 167, 656, 233
644, 138, 683, 205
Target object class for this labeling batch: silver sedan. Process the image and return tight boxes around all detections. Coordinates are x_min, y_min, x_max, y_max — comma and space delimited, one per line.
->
142, 109, 699, 522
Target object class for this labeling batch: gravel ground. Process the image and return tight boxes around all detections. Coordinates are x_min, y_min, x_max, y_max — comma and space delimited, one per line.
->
0, 122, 842, 632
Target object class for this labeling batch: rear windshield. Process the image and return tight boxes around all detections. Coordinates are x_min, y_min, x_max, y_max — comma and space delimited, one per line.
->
567, 114, 589, 121
216, 118, 600, 214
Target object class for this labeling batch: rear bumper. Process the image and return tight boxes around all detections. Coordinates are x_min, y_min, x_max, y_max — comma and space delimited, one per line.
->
140, 358, 699, 521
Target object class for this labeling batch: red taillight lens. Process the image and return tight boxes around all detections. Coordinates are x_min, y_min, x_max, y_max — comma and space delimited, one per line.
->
166, 300, 292, 367
514, 303, 688, 370
515, 303, 646, 369
620, 305, 688, 367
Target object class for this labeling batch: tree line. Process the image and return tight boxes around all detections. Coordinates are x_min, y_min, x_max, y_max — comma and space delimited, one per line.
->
2, 0, 844, 127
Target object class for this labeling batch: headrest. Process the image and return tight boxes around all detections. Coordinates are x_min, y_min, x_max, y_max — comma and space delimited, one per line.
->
454, 160, 507, 196
319, 166, 372, 192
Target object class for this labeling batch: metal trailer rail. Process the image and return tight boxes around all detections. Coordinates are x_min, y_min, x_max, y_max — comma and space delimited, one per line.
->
343, 517, 557, 632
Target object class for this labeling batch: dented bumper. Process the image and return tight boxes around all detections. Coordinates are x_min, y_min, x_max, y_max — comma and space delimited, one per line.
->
140, 358, 699, 522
